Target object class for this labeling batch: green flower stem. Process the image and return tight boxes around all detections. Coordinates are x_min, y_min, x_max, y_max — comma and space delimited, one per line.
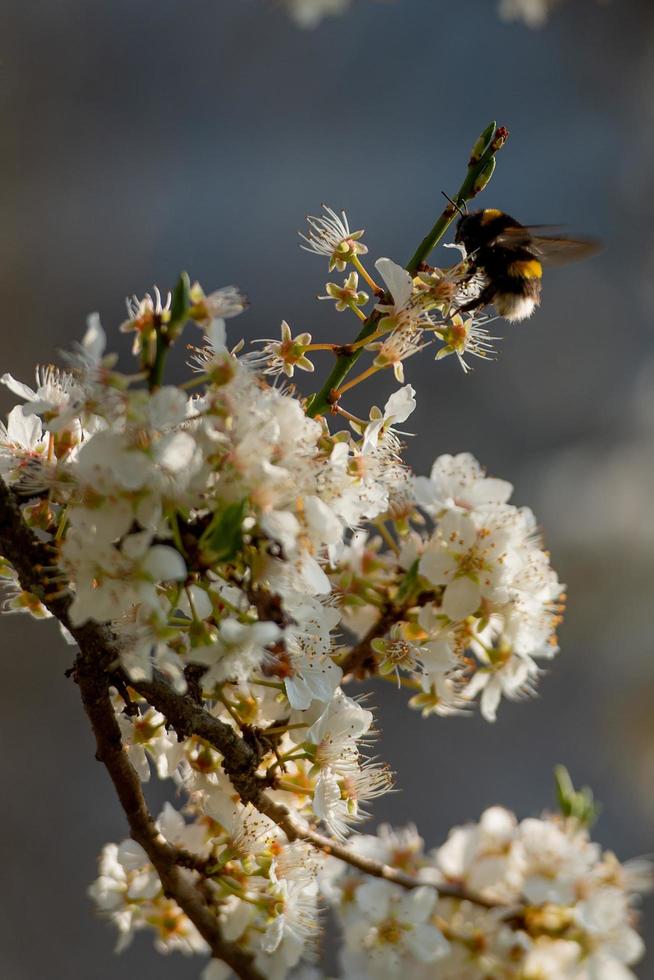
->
148, 327, 169, 391
350, 252, 382, 293
249, 677, 285, 690
262, 722, 307, 736
332, 404, 367, 426
374, 519, 399, 555
336, 362, 382, 397
378, 672, 422, 691
306, 122, 508, 418
349, 302, 368, 322
148, 272, 191, 391
276, 780, 311, 795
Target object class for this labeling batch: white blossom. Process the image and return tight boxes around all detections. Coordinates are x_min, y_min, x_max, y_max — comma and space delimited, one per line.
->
300, 204, 367, 270
190, 618, 282, 687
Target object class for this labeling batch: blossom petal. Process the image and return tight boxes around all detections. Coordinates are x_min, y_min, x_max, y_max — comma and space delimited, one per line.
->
383, 384, 416, 424
82, 312, 107, 362
375, 257, 413, 309
142, 545, 187, 582
442, 577, 481, 620
1, 373, 37, 400
6, 405, 42, 447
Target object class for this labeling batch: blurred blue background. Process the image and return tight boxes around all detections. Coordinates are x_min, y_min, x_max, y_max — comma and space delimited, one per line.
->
2, 0, 654, 976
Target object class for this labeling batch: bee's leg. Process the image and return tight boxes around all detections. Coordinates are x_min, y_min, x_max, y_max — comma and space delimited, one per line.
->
453, 297, 480, 316
453, 283, 495, 318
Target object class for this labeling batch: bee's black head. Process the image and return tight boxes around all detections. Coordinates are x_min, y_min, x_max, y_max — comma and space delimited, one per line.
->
454, 211, 485, 252
454, 208, 520, 254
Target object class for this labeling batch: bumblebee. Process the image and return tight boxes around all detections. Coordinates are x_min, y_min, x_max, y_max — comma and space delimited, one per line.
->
453, 208, 602, 322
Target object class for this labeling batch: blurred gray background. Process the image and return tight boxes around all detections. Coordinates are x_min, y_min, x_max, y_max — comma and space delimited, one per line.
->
2, 0, 654, 976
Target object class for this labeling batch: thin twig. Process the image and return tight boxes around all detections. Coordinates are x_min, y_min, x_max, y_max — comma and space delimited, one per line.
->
254, 796, 498, 909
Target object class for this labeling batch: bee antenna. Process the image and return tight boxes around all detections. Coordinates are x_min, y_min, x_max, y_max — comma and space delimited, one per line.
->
441, 191, 467, 218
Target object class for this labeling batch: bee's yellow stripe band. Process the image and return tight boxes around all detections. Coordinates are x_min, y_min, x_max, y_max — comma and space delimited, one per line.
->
481, 208, 503, 224
508, 259, 542, 279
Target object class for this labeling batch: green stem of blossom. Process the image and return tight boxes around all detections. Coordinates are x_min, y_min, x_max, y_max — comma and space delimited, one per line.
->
351, 253, 381, 293
374, 520, 399, 555
276, 780, 310, 795
216, 690, 246, 727
148, 323, 170, 391
54, 506, 69, 542
360, 588, 385, 608
335, 363, 382, 398
249, 677, 285, 691
349, 302, 368, 322
332, 404, 367, 426
348, 323, 392, 351
217, 876, 267, 909
305, 122, 507, 418
168, 511, 187, 557
378, 672, 421, 691
204, 850, 237, 876
278, 747, 312, 763
263, 722, 307, 736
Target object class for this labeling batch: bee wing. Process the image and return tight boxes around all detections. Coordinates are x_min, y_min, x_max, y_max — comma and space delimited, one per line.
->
492, 226, 603, 266
527, 235, 604, 266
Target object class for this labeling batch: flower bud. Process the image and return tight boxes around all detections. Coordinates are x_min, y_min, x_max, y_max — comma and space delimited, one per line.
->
491, 125, 509, 151
468, 120, 496, 166
472, 156, 496, 195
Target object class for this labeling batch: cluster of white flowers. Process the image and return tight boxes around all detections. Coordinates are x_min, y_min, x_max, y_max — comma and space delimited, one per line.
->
89, 829, 208, 957
0, 194, 645, 978
327, 811, 651, 979
411, 452, 565, 721
91, 797, 325, 977
300, 206, 496, 378
332, 452, 563, 722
